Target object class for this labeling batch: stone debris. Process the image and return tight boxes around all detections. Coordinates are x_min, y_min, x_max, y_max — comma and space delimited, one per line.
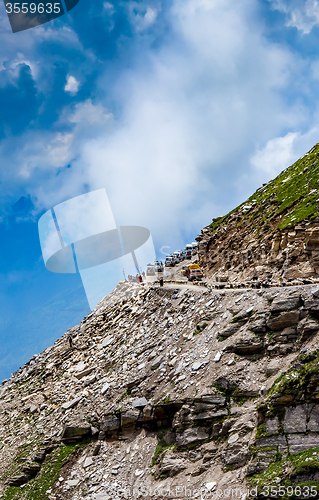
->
4, 148, 319, 496
2, 276, 319, 497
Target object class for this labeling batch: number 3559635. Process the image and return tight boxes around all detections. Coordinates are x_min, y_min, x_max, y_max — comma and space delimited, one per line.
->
5, 3, 61, 14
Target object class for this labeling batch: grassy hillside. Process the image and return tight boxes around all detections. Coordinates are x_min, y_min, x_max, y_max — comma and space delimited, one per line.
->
211, 142, 319, 234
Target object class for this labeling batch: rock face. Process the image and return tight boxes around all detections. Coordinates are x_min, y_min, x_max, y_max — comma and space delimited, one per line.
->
1, 281, 319, 499
197, 143, 319, 288
4, 146, 319, 498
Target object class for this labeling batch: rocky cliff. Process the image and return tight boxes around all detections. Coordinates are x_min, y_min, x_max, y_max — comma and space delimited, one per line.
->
2, 280, 319, 500
3, 146, 319, 499
197, 143, 319, 288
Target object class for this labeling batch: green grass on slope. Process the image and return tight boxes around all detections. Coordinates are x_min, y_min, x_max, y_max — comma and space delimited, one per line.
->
210, 142, 319, 233
249, 447, 319, 498
2, 443, 85, 500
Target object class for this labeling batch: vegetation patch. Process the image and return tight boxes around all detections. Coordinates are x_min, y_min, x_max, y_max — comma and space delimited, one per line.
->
249, 447, 319, 497
268, 350, 319, 402
209, 143, 319, 236
255, 423, 267, 439
2, 442, 87, 500
151, 427, 175, 467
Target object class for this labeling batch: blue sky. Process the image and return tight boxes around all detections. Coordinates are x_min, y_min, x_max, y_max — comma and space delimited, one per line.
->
1, 0, 319, 380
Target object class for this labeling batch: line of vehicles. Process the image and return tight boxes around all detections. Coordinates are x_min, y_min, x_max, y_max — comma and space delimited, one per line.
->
145, 242, 203, 281
146, 260, 164, 276
164, 242, 198, 267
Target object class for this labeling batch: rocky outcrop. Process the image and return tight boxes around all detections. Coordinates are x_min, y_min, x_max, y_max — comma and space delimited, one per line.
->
0, 282, 318, 498
5, 140, 319, 497
197, 143, 319, 289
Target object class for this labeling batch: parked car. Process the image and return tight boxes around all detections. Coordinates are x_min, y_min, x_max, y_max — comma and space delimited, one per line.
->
154, 261, 163, 272
165, 257, 174, 267
146, 264, 155, 276
185, 244, 193, 259
169, 255, 176, 266
173, 251, 181, 263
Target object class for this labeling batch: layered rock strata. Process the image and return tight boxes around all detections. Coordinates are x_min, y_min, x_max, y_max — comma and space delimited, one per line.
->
1, 282, 319, 498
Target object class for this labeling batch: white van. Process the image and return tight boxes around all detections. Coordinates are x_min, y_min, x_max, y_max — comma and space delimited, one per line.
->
191, 242, 198, 255
146, 264, 155, 276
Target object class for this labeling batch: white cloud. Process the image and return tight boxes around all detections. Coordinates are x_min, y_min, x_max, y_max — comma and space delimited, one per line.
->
103, 2, 114, 12
69, 99, 113, 126
64, 75, 80, 95
270, 0, 319, 34
2, 0, 319, 251
128, 2, 159, 32
250, 132, 300, 177
247, 127, 319, 188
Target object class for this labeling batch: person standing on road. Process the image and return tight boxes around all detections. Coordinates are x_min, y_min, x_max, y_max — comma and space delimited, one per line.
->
138, 275, 143, 283
159, 277, 163, 287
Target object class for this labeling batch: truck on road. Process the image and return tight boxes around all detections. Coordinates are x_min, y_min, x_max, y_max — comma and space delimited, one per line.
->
182, 263, 203, 281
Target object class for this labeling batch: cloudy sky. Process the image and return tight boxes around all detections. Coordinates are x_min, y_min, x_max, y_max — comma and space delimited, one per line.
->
1, 0, 319, 379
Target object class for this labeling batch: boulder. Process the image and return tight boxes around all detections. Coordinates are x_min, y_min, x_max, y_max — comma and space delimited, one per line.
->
283, 405, 307, 433
126, 375, 147, 389
7, 464, 42, 485
83, 375, 96, 387
132, 397, 148, 408
267, 311, 300, 331
74, 367, 95, 379
195, 394, 226, 406
7, 473, 32, 486
221, 443, 250, 468
271, 295, 302, 312
29, 404, 38, 414
266, 359, 281, 376
21, 464, 41, 476
61, 425, 91, 443
297, 317, 319, 338
151, 356, 163, 370
194, 410, 228, 422
61, 396, 81, 410
101, 382, 110, 395
162, 429, 176, 445
232, 341, 263, 355
176, 428, 208, 446
33, 450, 46, 463
121, 409, 140, 427
219, 323, 242, 338
277, 327, 297, 339
249, 318, 267, 334
100, 415, 121, 433
288, 433, 319, 453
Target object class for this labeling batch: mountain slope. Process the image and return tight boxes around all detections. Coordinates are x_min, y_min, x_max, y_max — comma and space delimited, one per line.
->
2, 280, 319, 499
4, 144, 319, 499
197, 143, 319, 287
